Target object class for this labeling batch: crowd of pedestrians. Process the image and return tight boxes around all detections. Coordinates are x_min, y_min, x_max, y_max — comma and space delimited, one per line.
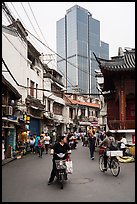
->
22, 126, 128, 162
25, 132, 52, 158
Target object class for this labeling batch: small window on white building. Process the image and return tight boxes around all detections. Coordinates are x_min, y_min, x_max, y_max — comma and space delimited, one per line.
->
30, 80, 34, 97
36, 83, 38, 98
48, 100, 50, 112
27, 78, 29, 96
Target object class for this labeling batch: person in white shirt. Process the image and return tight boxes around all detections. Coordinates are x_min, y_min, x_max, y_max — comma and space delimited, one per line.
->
51, 130, 56, 146
120, 135, 127, 155
44, 133, 51, 154
29, 136, 35, 153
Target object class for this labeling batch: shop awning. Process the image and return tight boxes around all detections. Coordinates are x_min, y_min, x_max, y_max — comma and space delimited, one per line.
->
2, 117, 18, 123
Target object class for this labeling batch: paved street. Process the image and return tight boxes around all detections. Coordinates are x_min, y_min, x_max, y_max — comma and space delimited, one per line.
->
2, 141, 135, 202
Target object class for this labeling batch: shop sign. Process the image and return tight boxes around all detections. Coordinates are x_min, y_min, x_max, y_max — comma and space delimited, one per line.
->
24, 114, 30, 123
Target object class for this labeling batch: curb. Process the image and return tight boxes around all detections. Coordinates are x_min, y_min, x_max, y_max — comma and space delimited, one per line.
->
2, 153, 29, 166
2, 157, 17, 166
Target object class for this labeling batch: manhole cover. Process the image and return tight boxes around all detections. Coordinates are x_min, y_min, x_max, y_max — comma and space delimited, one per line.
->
70, 178, 94, 184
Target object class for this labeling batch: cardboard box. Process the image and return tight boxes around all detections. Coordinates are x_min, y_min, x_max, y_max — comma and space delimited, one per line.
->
106, 150, 123, 157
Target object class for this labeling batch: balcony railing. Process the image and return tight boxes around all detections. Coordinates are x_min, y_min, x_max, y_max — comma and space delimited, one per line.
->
108, 120, 135, 130
75, 116, 98, 123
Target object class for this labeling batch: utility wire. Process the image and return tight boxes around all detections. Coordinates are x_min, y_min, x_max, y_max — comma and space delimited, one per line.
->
2, 58, 56, 93
4, 2, 95, 78
10, 2, 24, 23
27, 2, 49, 48
2, 2, 98, 95
20, 2, 48, 54
2, 6, 76, 89
7, 2, 72, 86
9, 2, 49, 54
2, 57, 100, 95
20, 2, 41, 40
27, 3, 60, 69
26, 29, 95, 77
2, 31, 74, 89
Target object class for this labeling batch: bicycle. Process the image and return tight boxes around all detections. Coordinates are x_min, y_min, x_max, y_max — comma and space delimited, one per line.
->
99, 148, 122, 177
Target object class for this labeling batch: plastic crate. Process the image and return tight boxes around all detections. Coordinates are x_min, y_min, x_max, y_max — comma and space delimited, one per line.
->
106, 150, 123, 157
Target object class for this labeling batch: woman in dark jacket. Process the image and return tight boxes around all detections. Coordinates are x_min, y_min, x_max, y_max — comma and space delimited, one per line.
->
88, 129, 96, 160
48, 135, 71, 185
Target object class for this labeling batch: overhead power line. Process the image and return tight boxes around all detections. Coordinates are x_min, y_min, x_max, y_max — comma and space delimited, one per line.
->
2, 2, 99, 95
3, 2, 77, 88
3, 2, 95, 78
2, 58, 60, 93
2, 57, 101, 96
2, 2, 15, 23
26, 29, 95, 77
20, 2, 41, 40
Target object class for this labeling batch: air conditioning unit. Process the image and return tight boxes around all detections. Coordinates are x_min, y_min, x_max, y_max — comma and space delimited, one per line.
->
6, 106, 13, 116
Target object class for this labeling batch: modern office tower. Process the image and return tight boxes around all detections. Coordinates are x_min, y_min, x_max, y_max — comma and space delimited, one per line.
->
56, 5, 109, 95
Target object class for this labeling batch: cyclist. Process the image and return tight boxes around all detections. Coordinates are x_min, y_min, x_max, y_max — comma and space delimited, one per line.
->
99, 131, 115, 171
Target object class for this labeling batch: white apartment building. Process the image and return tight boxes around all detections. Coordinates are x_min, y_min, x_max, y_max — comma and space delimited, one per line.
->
2, 21, 44, 135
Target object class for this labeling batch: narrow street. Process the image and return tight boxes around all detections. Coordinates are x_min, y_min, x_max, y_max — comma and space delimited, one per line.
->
2, 141, 135, 202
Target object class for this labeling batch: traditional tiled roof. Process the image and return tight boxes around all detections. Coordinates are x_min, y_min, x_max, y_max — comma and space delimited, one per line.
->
93, 49, 135, 72
65, 97, 100, 108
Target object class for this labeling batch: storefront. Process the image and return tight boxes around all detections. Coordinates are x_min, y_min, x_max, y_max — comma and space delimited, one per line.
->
25, 95, 45, 136
2, 117, 18, 159
29, 117, 40, 135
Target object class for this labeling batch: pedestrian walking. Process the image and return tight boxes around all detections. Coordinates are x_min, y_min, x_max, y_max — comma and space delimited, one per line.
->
29, 135, 35, 153
44, 133, 51, 154
38, 135, 45, 158
34, 134, 41, 157
51, 130, 56, 146
88, 127, 96, 160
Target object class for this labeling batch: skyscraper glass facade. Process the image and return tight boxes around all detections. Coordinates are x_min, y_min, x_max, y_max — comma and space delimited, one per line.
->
56, 5, 109, 95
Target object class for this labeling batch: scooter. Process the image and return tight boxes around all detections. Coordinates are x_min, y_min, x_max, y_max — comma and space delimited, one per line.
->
55, 153, 69, 189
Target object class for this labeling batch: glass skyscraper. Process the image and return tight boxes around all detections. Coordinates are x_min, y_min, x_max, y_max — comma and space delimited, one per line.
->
56, 5, 109, 95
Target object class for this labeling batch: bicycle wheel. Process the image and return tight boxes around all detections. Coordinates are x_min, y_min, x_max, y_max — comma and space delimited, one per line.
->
110, 157, 120, 177
99, 155, 104, 172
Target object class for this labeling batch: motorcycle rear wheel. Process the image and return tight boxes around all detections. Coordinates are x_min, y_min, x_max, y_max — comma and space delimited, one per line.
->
60, 174, 64, 189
